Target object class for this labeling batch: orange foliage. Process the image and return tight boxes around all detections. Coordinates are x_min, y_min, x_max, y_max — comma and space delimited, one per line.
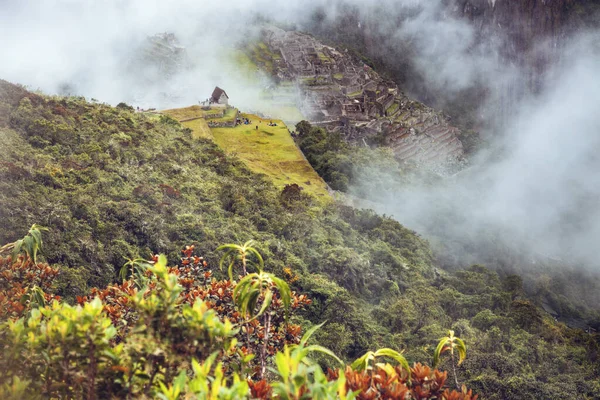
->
0, 255, 60, 319
76, 246, 312, 378
325, 363, 477, 400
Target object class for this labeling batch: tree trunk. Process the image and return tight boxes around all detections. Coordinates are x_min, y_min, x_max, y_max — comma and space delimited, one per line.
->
260, 312, 271, 379
451, 351, 460, 389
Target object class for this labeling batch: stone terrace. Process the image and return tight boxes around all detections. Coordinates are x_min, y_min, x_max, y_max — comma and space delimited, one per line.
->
260, 26, 465, 172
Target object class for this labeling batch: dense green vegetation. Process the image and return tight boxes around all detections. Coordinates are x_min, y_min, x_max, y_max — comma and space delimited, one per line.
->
0, 246, 480, 399
294, 121, 404, 193
1, 80, 599, 398
295, 121, 436, 196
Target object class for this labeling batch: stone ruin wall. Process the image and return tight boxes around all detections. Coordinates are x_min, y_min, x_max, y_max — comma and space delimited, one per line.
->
261, 25, 466, 174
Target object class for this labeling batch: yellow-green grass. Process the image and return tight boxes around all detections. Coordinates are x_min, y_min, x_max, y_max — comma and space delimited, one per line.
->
160, 106, 220, 140
210, 114, 331, 200
162, 105, 224, 121
182, 118, 213, 139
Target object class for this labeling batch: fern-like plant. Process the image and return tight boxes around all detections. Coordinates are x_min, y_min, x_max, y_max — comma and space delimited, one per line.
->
433, 330, 467, 388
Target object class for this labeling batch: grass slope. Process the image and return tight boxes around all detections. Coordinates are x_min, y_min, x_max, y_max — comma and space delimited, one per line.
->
183, 117, 212, 139
164, 105, 330, 200
210, 114, 330, 200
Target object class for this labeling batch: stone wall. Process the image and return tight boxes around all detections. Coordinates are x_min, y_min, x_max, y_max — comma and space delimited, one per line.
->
204, 111, 224, 119
207, 110, 238, 128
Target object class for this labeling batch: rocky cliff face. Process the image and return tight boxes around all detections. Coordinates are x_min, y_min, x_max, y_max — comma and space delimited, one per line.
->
129, 32, 190, 82
125, 32, 192, 106
454, 0, 593, 88
302, 1, 599, 131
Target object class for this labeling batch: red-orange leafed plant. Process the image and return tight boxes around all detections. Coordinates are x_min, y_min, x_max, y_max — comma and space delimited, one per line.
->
326, 362, 478, 400
0, 255, 59, 319
76, 245, 312, 378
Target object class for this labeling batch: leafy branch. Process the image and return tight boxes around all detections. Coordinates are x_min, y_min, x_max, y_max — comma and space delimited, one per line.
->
0, 224, 49, 263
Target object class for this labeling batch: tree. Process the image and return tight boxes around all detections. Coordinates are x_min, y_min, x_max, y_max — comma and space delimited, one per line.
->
433, 330, 467, 389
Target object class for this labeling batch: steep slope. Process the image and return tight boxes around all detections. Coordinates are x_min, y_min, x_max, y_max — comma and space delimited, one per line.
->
1, 80, 599, 398
0, 78, 434, 354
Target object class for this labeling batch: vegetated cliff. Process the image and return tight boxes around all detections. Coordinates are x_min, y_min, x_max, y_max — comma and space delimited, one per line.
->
1, 79, 599, 398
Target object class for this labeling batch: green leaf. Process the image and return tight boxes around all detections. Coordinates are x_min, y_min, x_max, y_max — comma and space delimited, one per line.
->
454, 337, 467, 365
351, 351, 373, 371
374, 348, 410, 376
30, 286, 46, 308
246, 247, 264, 270
304, 344, 344, 366
255, 289, 273, 319
271, 276, 291, 311
10, 239, 23, 260
433, 337, 448, 368
275, 350, 290, 380
300, 321, 326, 348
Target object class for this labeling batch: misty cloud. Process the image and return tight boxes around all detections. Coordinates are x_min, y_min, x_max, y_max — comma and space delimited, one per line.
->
355, 32, 600, 275
0, 0, 275, 108
0, 0, 514, 109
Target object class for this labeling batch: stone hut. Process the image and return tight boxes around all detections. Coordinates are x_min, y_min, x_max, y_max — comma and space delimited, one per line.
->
210, 87, 229, 106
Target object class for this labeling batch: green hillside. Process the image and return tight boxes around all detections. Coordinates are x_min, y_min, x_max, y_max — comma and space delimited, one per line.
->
163, 105, 330, 199
1, 80, 599, 398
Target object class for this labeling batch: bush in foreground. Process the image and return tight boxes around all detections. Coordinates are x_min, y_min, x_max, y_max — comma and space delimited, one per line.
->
0, 241, 476, 399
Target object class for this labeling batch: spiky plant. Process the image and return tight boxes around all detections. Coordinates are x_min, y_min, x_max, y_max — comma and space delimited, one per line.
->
433, 330, 467, 388
234, 267, 291, 378
119, 257, 151, 287
272, 322, 345, 399
217, 240, 264, 279
351, 348, 411, 382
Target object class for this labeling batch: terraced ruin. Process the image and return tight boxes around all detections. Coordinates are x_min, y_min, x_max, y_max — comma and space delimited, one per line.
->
162, 105, 331, 200
254, 26, 465, 173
